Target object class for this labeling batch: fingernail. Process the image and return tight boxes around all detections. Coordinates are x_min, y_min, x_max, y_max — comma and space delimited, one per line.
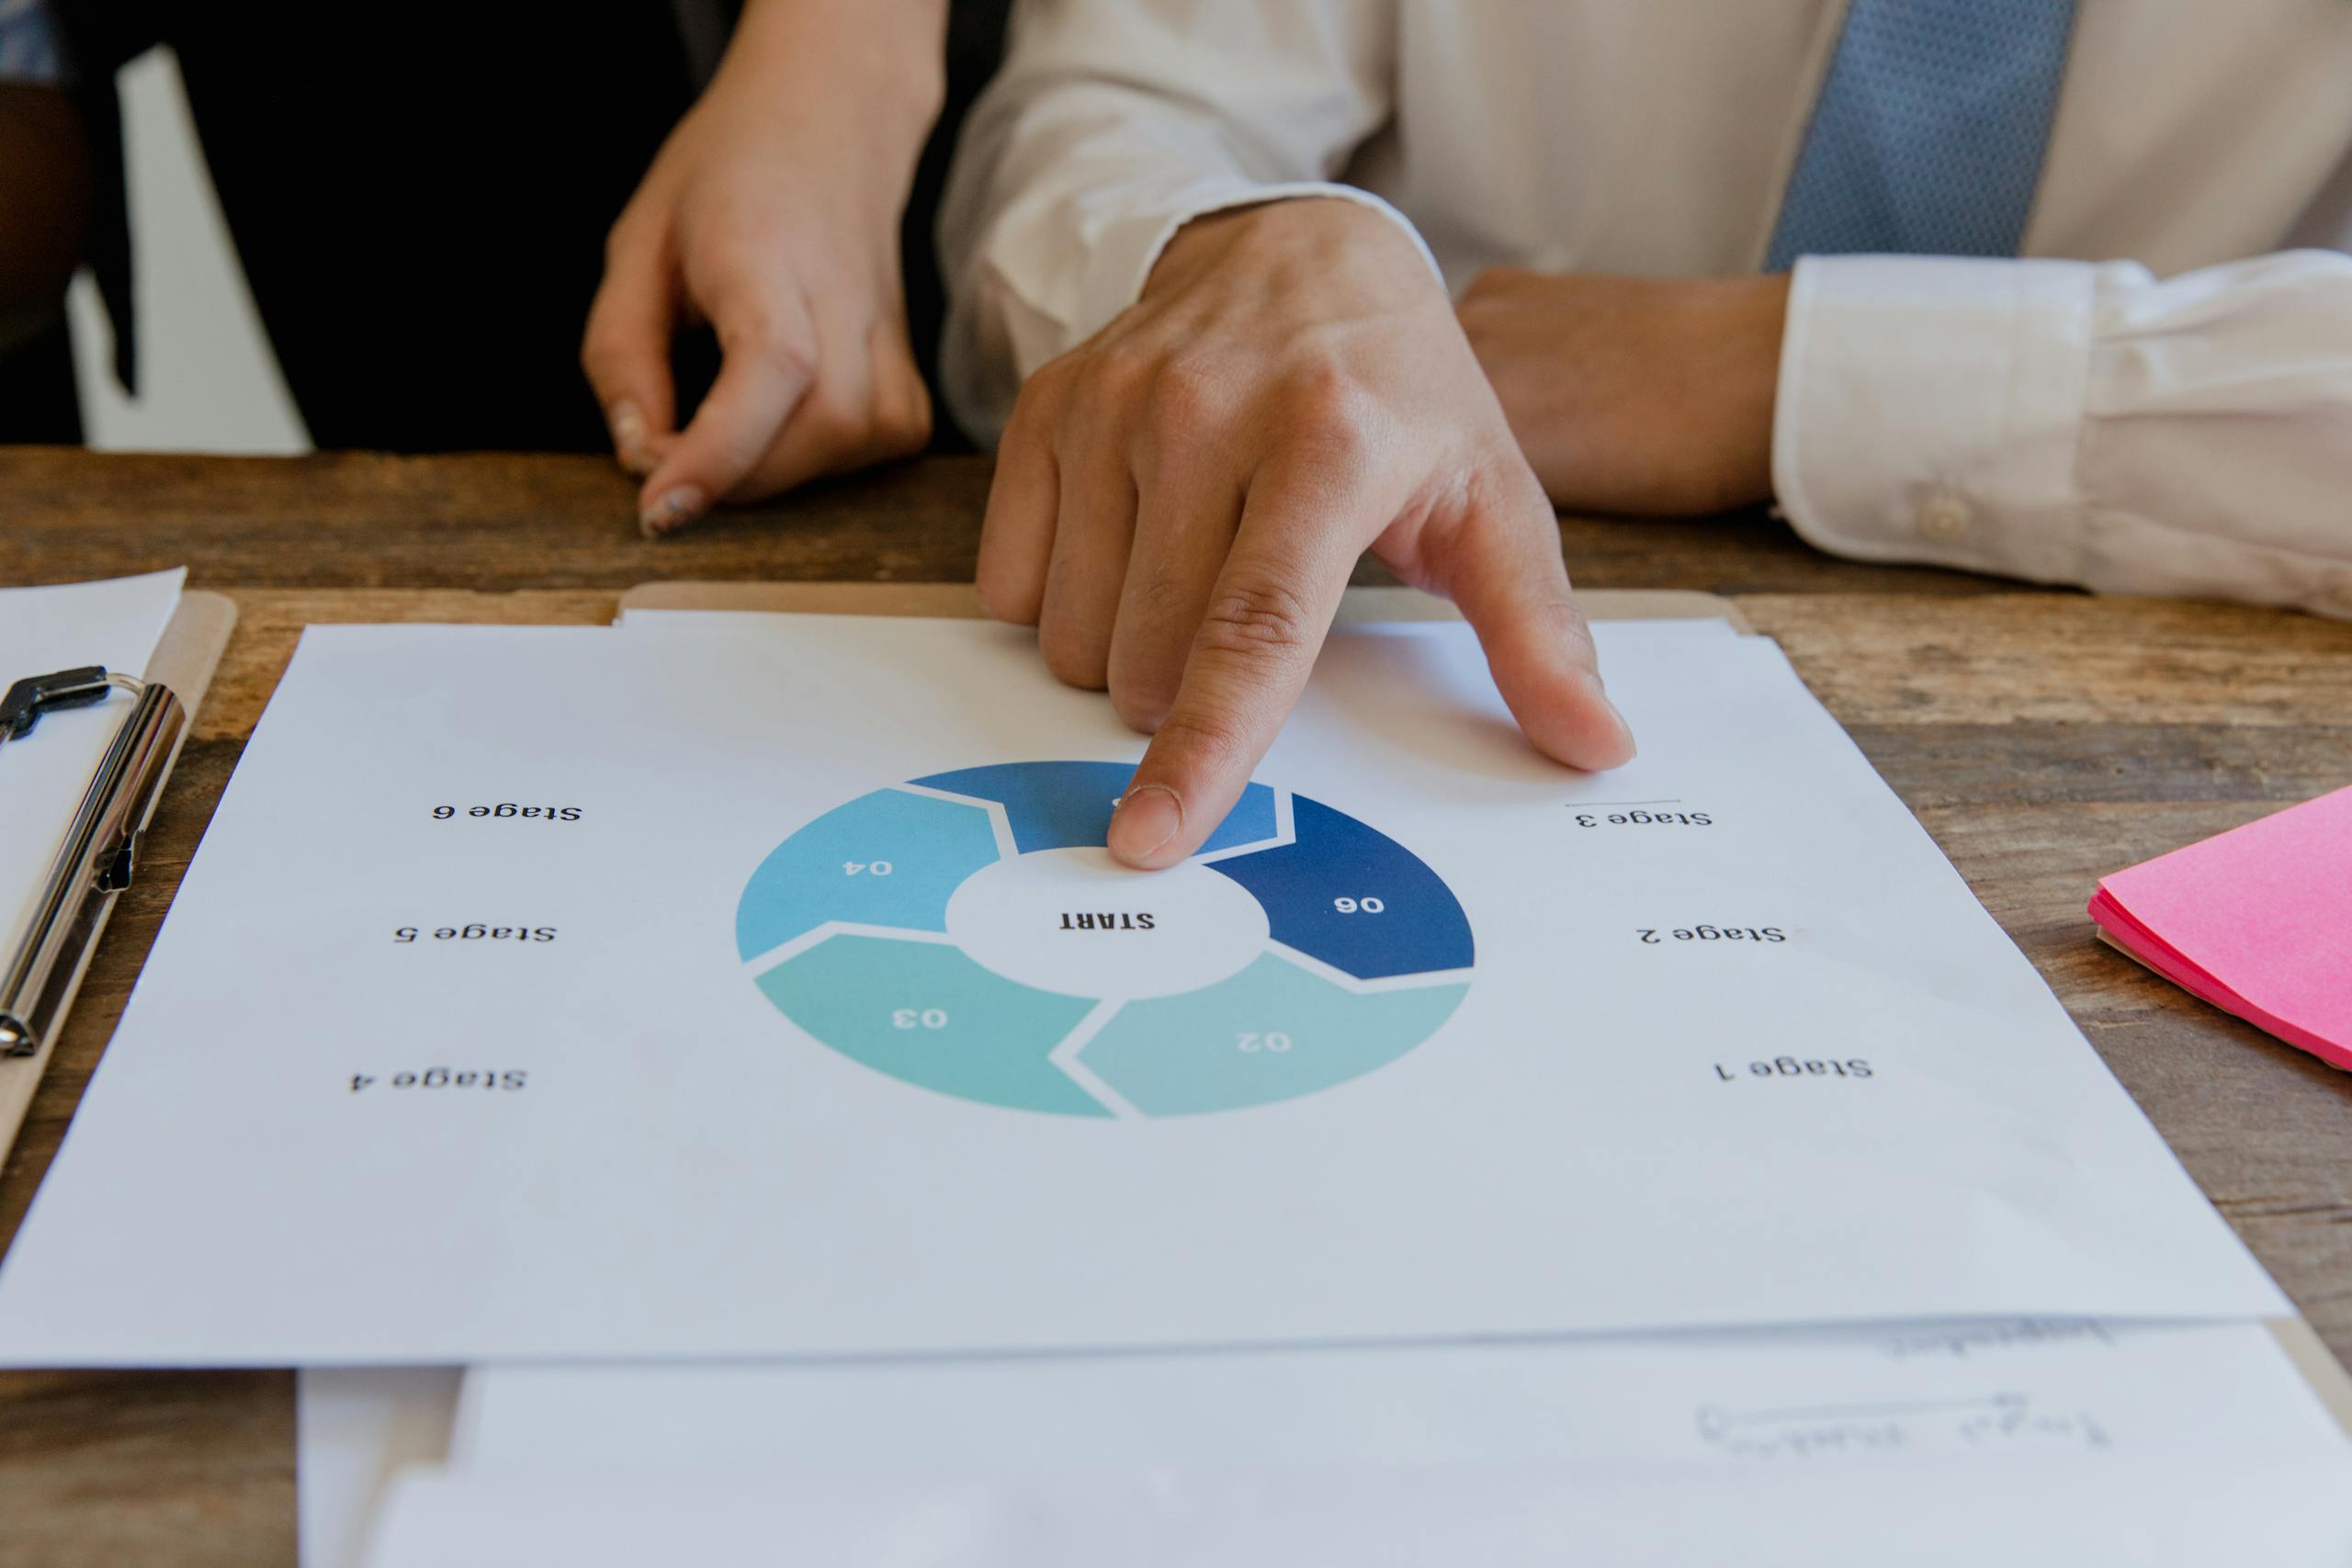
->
1603, 695, 1637, 760
639, 484, 706, 538
609, 400, 653, 472
1581, 671, 1638, 763
1108, 784, 1182, 866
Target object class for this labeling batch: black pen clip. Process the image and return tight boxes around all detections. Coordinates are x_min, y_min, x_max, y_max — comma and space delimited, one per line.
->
0, 667, 119, 745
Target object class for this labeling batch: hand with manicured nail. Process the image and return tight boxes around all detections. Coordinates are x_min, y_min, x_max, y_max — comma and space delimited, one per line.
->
582, 0, 943, 536
978, 197, 1637, 871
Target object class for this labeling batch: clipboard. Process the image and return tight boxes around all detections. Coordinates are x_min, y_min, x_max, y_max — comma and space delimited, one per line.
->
616, 576, 2352, 1439
0, 590, 236, 1165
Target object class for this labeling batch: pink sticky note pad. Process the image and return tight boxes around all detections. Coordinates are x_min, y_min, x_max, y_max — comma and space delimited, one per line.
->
2090, 786, 2352, 1072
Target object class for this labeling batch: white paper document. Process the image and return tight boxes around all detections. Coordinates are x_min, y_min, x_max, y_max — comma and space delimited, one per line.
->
0, 615, 2287, 1361
453, 1320, 2346, 1473
360, 1457, 2352, 1568
366, 1315, 2352, 1568
298, 1368, 461, 1568
0, 569, 185, 956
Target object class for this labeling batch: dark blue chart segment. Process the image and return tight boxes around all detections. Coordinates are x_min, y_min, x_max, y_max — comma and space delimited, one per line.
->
912, 761, 1277, 856
1207, 796, 1474, 980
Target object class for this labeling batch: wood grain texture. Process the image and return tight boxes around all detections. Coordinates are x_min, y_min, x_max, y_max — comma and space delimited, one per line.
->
0, 446, 2027, 595
1, 450, 2347, 1567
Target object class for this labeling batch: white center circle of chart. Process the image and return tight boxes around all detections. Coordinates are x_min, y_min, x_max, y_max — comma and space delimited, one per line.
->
944, 846, 1271, 1002
736, 761, 1474, 1118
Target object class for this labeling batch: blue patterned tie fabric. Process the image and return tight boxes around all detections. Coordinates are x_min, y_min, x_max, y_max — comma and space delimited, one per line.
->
1765, 0, 2080, 269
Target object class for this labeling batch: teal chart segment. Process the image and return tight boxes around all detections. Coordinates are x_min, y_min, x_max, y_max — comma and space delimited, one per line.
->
736, 761, 1472, 1117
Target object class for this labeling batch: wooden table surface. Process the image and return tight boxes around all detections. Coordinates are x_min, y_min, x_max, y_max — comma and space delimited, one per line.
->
2, 446, 2348, 1565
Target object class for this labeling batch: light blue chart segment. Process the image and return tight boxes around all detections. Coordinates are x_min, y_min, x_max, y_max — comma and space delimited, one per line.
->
757, 935, 1105, 1117
911, 761, 1277, 856
1080, 952, 1469, 1116
735, 788, 1001, 960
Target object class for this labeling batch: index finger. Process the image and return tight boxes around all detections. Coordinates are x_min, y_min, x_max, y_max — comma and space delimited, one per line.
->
638, 289, 819, 535
1106, 458, 1359, 869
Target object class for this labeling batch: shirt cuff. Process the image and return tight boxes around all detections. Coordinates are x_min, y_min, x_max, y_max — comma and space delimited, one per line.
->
1770, 254, 2098, 587
1076, 178, 1444, 350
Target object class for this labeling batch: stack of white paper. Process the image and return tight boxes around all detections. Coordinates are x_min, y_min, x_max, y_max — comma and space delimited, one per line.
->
0, 606, 2334, 1562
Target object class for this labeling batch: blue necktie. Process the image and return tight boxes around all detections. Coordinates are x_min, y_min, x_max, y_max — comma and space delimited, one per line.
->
1765, 0, 2079, 269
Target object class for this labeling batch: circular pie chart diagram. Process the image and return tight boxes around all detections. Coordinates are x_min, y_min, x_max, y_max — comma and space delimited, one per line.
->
735, 761, 1474, 1117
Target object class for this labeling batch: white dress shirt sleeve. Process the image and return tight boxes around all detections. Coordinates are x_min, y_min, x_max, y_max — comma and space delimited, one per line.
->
937, 0, 1431, 444
1774, 250, 2352, 619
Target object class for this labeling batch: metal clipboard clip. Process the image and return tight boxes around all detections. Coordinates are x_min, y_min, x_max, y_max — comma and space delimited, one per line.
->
0, 667, 187, 1057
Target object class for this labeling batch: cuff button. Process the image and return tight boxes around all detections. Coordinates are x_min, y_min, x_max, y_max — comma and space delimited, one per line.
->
1917, 495, 1973, 544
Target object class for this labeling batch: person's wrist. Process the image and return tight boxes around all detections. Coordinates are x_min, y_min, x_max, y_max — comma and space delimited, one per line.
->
689, 23, 938, 249
723, 0, 945, 146
1147, 197, 1440, 310
1733, 273, 1792, 505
